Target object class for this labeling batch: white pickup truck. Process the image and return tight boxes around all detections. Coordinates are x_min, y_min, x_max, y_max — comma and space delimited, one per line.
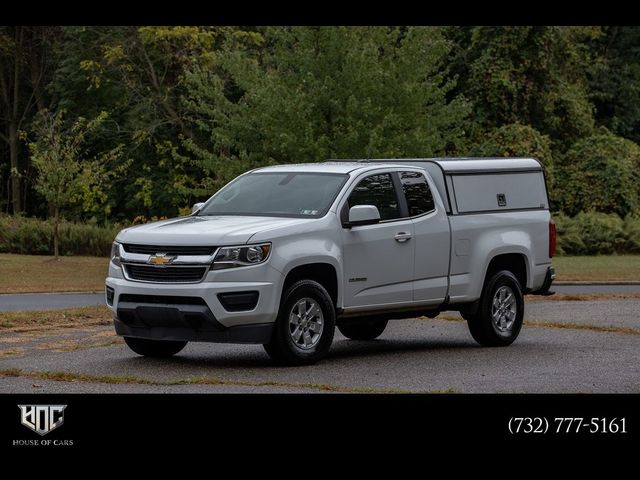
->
106, 158, 555, 365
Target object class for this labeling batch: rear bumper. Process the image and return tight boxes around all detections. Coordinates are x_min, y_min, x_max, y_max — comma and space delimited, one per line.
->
531, 266, 555, 295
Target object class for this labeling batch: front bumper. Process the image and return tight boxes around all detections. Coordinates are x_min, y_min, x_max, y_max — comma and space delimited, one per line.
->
105, 262, 283, 344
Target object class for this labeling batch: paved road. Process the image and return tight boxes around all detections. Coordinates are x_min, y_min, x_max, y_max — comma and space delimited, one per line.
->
1, 299, 638, 393
0, 293, 104, 311
1, 283, 639, 312
553, 284, 640, 294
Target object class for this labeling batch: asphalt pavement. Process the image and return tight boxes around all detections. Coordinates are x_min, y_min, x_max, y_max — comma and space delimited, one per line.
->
1, 299, 639, 393
552, 284, 640, 294
0, 292, 105, 311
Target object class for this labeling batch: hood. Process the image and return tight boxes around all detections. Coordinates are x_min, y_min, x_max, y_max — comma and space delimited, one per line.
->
116, 215, 317, 246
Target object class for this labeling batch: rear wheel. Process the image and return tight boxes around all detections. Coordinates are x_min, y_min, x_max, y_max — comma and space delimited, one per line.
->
466, 270, 524, 347
338, 318, 388, 340
124, 337, 187, 357
263, 279, 336, 366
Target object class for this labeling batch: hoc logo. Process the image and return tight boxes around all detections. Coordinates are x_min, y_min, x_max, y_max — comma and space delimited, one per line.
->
18, 405, 67, 436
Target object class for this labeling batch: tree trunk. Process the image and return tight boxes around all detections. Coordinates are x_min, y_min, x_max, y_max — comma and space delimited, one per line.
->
29, 32, 47, 112
8, 122, 22, 213
53, 205, 59, 260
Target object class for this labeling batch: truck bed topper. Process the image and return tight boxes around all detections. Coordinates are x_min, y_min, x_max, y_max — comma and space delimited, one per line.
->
351, 157, 548, 214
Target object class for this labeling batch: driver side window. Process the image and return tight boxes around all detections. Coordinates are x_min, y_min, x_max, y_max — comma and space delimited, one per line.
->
347, 173, 400, 221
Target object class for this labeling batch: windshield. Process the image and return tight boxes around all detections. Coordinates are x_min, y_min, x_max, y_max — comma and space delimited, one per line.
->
198, 172, 349, 218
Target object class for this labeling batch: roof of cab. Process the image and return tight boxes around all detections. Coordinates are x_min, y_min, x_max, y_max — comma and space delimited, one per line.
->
254, 162, 391, 174
358, 157, 544, 173
254, 158, 544, 175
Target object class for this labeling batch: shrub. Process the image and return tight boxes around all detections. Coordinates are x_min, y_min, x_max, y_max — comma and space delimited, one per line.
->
572, 212, 626, 255
556, 132, 640, 217
624, 215, 640, 253
0, 214, 121, 256
554, 213, 584, 256
553, 211, 629, 255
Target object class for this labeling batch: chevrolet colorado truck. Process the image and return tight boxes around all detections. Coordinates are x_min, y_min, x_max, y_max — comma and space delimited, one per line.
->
106, 158, 555, 365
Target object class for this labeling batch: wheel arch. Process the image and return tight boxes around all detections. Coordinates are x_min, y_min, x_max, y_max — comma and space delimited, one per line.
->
482, 252, 529, 292
281, 262, 340, 308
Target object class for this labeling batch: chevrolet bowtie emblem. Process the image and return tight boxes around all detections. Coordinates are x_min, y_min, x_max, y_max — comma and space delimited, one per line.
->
148, 253, 175, 266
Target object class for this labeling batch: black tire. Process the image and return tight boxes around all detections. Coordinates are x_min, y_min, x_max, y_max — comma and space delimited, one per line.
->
338, 318, 388, 340
466, 270, 524, 347
460, 312, 475, 322
263, 279, 336, 366
124, 336, 187, 357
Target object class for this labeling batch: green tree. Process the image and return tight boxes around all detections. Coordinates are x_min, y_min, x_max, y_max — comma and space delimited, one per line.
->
0, 26, 59, 213
452, 26, 597, 151
181, 26, 471, 195
28, 109, 120, 258
49, 26, 234, 218
587, 26, 640, 144
6, 25, 638, 226
556, 131, 640, 217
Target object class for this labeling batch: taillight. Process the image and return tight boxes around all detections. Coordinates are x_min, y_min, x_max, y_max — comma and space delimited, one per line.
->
549, 220, 556, 258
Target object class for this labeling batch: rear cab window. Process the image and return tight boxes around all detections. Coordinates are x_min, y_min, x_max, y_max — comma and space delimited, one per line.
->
399, 171, 435, 217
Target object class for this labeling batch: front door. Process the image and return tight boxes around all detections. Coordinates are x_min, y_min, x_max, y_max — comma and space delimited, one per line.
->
341, 172, 415, 308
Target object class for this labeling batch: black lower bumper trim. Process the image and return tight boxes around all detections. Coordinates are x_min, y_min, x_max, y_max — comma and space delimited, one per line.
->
115, 300, 273, 344
117, 301, 225, 330
114, 318, 274, 344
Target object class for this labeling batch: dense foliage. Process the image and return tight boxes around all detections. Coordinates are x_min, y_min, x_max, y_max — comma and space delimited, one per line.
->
554, 212, 640, 255
0, 214, 120, 256
556, 132, 640, 217
1, 26, 639, 256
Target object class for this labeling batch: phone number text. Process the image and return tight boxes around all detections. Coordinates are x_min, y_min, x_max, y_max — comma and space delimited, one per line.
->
508, 417, 627, 434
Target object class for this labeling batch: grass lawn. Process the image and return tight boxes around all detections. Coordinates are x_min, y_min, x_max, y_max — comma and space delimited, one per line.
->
0, 305, 111, 331
0, 254, 109, 294
553, 255, 640, 282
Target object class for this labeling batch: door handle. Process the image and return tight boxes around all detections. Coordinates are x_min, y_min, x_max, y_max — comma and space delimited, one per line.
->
394, 232, 412, 243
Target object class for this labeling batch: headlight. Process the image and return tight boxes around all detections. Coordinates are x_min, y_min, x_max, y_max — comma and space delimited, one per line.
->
110, 242, 122, 267
212, 243, 271, 270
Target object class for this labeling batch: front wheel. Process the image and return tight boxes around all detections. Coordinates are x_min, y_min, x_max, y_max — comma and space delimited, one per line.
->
466, 270, 524, 347
124, 337, 187, 357
263, 279, 336, 366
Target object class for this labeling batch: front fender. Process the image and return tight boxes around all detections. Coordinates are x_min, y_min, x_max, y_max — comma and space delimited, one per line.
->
267, 238, 344, 307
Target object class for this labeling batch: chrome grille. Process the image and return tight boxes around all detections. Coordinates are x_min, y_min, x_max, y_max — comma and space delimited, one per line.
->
123, 244, 217, 256
124, 264, 208, 283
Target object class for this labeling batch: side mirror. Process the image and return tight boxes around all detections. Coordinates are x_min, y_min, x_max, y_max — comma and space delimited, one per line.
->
346, 205, 381, 228
191, 202, 205, 214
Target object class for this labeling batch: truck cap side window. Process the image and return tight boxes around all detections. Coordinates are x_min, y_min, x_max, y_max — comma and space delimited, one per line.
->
399, 171, 435, 217
347, 173, 401, 221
